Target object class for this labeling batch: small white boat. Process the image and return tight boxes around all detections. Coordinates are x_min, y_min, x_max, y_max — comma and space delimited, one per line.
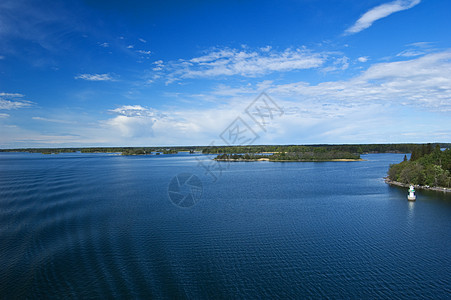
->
407, 185, 416, 201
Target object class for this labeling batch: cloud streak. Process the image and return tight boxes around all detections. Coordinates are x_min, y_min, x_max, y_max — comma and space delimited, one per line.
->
396, 41, 433, 57
0, 92, 32, 109
163, 47, 326, 83
345, 0, 420, 35
32, 116, 75, 124
75, 73, 115, 81
136, 50, 151, 55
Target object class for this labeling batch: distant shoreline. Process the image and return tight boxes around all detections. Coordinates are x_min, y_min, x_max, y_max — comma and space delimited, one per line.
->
384, 178, 451, 193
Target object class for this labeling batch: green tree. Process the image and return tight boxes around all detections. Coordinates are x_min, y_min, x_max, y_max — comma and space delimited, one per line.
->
399, 162, 424, 185
424, 165, 444, 186
410, 147, 420, 161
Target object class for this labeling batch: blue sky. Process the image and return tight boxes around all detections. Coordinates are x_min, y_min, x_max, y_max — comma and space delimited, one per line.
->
0, 0, 450, 148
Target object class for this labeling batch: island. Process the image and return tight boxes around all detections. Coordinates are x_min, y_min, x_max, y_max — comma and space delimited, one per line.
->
386, 144, 451, 192
214, 150, 363, 162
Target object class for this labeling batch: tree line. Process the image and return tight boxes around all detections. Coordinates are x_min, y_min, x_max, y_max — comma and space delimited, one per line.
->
388, 145, 451, 188
0, 147, 200, 155
202, 143, 450, 154
215, 150, 360, 161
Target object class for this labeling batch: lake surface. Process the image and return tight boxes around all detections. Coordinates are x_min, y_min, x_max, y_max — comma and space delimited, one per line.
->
0, 152, 450, 298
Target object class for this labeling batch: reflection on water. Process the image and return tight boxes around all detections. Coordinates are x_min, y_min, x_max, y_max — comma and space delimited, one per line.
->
407, 201, 415, 224
408, 200, 415, 213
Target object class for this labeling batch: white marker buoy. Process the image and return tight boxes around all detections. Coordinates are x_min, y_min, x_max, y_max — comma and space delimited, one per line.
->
408, 185, 416, 201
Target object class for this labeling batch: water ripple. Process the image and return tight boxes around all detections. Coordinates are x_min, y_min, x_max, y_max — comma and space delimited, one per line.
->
0, 153, 450, 298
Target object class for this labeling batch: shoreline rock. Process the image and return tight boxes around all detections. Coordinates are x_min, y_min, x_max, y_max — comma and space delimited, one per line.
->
384, 177, 451, 193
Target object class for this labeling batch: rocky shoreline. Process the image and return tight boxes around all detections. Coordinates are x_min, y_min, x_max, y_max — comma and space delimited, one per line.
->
384, 178, 451, 193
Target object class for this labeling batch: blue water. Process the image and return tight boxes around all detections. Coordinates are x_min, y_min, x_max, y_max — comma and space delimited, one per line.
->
0, 152, 450, 298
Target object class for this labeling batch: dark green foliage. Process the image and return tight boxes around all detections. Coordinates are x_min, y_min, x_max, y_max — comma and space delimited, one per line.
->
410, 147, 420, 161
121, 148, 148, 155
270, 151, 359, 161
411, 143, 435, 161
215, 150, 360, 161
202, 143, 449, 155
162, 149, 178, 154
388, 148, 451, 187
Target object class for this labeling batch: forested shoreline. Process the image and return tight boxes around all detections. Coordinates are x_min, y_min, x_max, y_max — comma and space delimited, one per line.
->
387, 145, 451, 188
201, 144, 450, 155
214, 151, 361, 162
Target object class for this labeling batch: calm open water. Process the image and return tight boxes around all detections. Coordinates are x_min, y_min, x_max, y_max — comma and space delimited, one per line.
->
0, 152, 450, 299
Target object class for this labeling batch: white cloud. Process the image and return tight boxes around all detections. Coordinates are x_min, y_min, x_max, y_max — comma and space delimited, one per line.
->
105, 105, 164, 138
322, 56, 349, 72
357, 56, 369, 62
396, 41, 435, 57
110, 105, 155, 117
0, 55, 4, 60
407, 42, 432, 48
0, 92, 32, 109
164, 47, 326, 82
0, 100, 30, 109
105, 115, 154, 138
152, 60, 164, 71
345, 0, 421, 35
99, 42, 109, 47
270, 51, 451, 111
75, 73, 115, 81
136, 50, 151, 55
0, 113, 9, 118
100, 101, 255, 144
3, 78, 449, 147
338, 57, 350, 70
97, 86, 451, 146
127, 45, 134, 49
0, 92, 24, 97
139, 38, 146, 43
396, 49, 425, 57
32, 116, 75, 124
